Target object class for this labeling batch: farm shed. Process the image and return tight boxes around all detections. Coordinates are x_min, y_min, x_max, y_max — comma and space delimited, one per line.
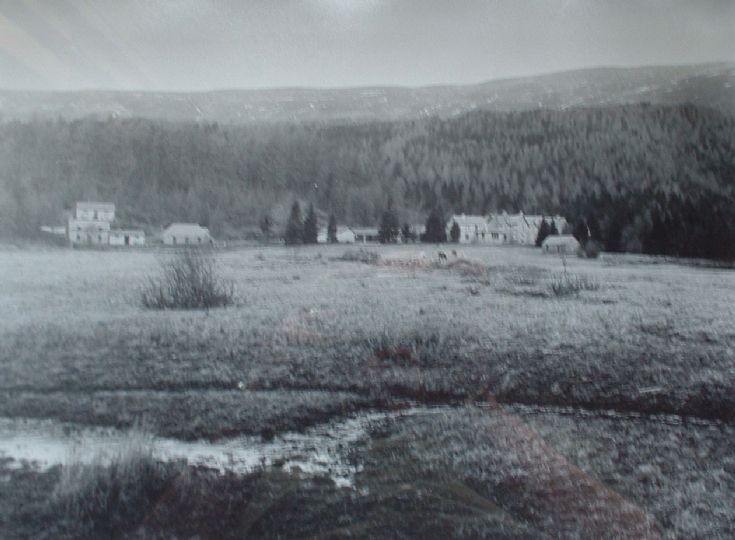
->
162, 223, 212, 245
541, 235, 581, 254
352, 227, 380, 244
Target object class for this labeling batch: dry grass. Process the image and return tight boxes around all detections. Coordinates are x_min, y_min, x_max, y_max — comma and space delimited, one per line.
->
52, 426, 180, 536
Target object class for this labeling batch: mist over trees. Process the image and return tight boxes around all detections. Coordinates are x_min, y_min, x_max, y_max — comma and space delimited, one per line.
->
0, 103, 733, 258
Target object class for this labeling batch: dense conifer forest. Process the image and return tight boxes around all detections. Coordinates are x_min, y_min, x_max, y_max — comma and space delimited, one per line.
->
1, 103, 733, 258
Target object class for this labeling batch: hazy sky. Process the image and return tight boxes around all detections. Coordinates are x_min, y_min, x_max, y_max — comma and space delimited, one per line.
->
0, 0, 733, 91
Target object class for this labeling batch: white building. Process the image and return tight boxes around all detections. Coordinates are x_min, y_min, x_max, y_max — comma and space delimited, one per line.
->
352, 227, 380, 244
109, 229, 146, 246
161, 223, 212, 245
542, 234, 581, 254
317, 226, 356, 244
68, 218, 111, 245
447, 214, 506, 244
446, 212, 568, 246
74, 202, 115, 222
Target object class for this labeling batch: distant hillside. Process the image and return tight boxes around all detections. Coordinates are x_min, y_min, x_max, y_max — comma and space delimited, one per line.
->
1, 103, 734, 259
0, 63, 733, 124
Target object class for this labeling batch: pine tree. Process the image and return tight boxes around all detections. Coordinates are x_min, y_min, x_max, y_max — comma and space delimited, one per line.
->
302, 203, 318, 244
548, 220, 559, 236
535, 218, 550, 247
401, 223, 415, 243
450, 221, 461, 243
284, 201, 303, 245
260, 215, 272, 241
424, 208, 447, 243
378, 199, 400, 243
572, 219, 589, 244
327, 214, 337, 243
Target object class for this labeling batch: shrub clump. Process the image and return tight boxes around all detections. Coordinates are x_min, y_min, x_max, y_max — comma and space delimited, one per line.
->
142, 249, 234, 309
549, 272, 600, 296
578, 239, 602, 259
52, 431, 182, 537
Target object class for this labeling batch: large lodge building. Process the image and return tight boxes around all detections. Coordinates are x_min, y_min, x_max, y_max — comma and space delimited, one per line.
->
447, 212, 567, 245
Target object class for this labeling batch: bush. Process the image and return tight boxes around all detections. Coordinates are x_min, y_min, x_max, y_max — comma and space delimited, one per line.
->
142, 249, 234, 309
549, 272, 600, 296
578, 239, 602, 259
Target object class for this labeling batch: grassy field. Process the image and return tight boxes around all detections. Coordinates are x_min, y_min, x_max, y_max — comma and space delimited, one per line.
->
1, 243, 734, 537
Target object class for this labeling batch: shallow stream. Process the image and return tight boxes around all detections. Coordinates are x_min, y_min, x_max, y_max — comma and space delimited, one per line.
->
0, 407, 443, 487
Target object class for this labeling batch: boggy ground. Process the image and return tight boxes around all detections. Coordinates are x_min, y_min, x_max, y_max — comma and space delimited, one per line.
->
0, 243, 734, 537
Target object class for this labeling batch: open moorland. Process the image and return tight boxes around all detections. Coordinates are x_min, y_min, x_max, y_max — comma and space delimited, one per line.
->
1, 243, 734, 538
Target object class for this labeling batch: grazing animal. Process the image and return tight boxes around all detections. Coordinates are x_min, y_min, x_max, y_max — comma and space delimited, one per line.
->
438, 251, 448, 261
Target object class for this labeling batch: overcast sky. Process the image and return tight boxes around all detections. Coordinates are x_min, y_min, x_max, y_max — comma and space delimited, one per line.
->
0, 0, 733, 91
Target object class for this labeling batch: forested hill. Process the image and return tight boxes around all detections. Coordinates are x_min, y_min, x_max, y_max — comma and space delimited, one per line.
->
1, 103, 734, 259
0, 63, 733, 123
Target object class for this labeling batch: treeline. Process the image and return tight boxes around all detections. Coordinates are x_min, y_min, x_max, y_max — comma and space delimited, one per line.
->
0, 104, 733, 258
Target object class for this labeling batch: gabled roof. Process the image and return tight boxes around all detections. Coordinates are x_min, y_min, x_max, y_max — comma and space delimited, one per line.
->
351, 227, 379, 236
76, 202, 115, 210
449, 214, 488, 227
162, 223, 210, 236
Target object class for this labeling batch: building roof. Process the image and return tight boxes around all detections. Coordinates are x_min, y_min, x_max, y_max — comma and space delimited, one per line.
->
110, 229, 145, 235
449, 214, 488, 227
351, 227, 379, 236
162, 223, 210, 236
76, 202, 115, 210
542, 234, 580, 246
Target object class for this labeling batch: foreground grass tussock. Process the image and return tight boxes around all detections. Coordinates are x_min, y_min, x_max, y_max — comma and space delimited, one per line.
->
336, 248, 380, 264
52, 430, 178, 537
549, 272, 600, 296
141, 249, 234, 310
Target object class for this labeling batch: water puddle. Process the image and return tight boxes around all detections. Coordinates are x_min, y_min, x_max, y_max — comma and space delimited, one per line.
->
0, 408, 442, 487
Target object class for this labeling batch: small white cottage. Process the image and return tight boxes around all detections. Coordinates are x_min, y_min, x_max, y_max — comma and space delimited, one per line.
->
161, 223, 212, 245
317, 226, 356, 244
541, 235, 581, 254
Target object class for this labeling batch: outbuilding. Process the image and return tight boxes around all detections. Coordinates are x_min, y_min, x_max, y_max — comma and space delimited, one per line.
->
317, 226, 356, 244
161, 223, 212, 246
109, 229, 146, 246
541, 234, 581, 254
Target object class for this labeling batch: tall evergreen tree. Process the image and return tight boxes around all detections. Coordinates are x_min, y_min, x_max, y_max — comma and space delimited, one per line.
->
259, 215, 272, 241
302, 203, 318, 244
424, 208, 447, 243
401, 223, 415, 243
572, 219, 590, 244
327, 214, 337, 243
548, 220, 559, 236
378, 198, 400, 243
450, 221, 461, 243
535, 218, 550, 246
284, 201, 303, 245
